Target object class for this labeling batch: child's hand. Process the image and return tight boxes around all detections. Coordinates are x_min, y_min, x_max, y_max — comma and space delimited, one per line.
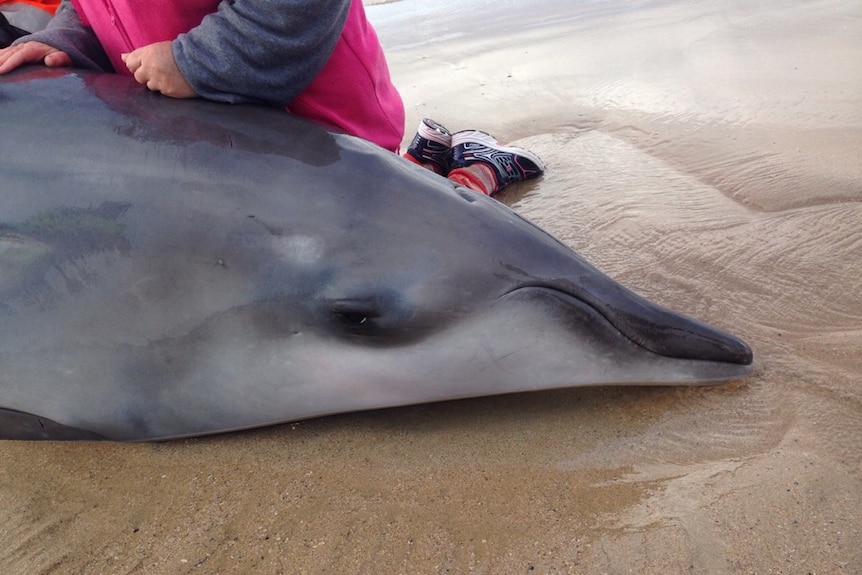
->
122, 41, 197, 99
0, 42, 72, 75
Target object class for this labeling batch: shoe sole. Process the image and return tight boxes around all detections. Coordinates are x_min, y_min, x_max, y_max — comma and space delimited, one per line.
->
417, 118, 452, 147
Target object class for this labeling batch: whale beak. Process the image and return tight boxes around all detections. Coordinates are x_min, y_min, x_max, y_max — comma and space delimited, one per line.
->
524, 273, 753, 366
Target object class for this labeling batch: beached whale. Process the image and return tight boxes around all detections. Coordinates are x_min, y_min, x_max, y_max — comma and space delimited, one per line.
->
0, 67, 753, 441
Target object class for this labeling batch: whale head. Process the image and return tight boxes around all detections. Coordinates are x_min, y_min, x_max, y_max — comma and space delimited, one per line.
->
0, 68, 752, 440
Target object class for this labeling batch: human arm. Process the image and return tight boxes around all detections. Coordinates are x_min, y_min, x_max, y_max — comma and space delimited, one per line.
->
121, 41, 196, 98
2, 0, 111, 72
170, 0, 351, 106
0, 40, 70, 74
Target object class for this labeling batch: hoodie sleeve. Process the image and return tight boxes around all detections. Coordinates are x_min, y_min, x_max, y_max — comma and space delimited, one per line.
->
12, 0, 112, 72
172, 0, 352, 107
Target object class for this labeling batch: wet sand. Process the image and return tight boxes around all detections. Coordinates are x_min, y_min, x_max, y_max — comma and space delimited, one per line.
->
2, 0, 861, 573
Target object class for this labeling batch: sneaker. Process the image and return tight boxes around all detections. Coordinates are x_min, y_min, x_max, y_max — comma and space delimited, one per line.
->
451, 130, 545, 194
405, 118, 453, 175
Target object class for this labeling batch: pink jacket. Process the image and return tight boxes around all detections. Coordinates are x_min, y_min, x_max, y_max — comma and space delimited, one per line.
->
69, 0, 405, 151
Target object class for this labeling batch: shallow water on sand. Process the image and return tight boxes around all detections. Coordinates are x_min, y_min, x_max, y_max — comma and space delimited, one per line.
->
2, 1, 861, 573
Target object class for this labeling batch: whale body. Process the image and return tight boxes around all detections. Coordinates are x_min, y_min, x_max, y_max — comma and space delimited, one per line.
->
0, 68, 752, 440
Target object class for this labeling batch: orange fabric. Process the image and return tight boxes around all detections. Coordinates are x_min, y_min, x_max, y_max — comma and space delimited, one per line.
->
447, 165, 496, 196
403, 153, 497, 195
402, 152, 445, 175
0, 0, 60, 14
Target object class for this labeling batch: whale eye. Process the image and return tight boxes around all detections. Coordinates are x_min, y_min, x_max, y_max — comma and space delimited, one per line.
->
330, 299, 381, 334
326, 291, 426, 345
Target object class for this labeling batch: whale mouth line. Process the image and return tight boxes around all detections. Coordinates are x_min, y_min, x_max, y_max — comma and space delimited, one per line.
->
501, 283, 650, 351
0, 407, 107, 441
502, 284, 754, 366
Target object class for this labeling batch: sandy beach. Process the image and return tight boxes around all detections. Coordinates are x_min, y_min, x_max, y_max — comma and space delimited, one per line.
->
2, 0, 861, 573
